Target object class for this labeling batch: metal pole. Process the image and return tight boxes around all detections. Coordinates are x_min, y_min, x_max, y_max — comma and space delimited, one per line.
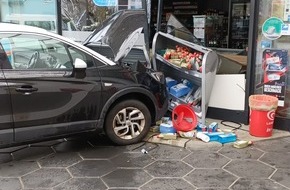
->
142, 0, 150, 52
244, 0, 259, 124
56, 0, 62, 35
156, 0, 163, 32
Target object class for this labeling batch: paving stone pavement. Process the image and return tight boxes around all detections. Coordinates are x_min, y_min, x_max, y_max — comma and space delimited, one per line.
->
0, 132, 290, 190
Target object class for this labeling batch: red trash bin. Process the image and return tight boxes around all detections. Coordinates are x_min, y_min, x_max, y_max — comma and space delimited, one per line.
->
249, 95, 278, 137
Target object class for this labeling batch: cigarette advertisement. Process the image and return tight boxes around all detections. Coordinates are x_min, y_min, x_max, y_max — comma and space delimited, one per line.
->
261, 49, 288, 106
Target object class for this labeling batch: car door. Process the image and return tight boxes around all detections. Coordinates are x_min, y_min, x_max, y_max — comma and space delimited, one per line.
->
0, 32, 102, 143
0, 41, 14, 146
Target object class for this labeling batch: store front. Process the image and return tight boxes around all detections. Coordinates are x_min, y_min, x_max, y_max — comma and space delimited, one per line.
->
1, 0, 289, 130
253, 0, 290, 131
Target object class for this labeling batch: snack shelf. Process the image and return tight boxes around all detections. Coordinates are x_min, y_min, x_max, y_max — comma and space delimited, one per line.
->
156, 54, 202, 80
152, 31, 220, 125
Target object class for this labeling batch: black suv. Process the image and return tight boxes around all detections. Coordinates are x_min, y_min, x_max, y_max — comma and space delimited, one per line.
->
0, 10, 168, 148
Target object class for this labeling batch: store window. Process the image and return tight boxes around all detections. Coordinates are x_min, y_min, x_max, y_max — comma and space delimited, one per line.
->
61, 0, 146, 42
254, 0, 290, 120
0, 0, 57, 32
151, 0, 251, 55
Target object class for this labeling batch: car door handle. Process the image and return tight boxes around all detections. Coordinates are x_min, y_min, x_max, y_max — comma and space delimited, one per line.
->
15, 86, 38, 95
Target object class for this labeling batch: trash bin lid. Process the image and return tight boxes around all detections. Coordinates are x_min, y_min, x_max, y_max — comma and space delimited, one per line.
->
172, 104, 197, 132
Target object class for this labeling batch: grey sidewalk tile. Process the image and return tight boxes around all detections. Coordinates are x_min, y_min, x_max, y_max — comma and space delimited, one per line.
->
196, 188, 229, 190
0, 145, 27, 153
260, 152, 290, 168
21, 168, 71, 189
224, 160, 275, 178
185, 168, 237, 188
102, 168, 152, 188
0, 161, 39, 177
53, 178, 107, 190
145, 160, 193, 177
147, 144, 191, 160
270, 168, 290, 188
86, 133, 116, 146
23, 188, 52, 190
30, 139, 65, 147
0, 153, 12, 164
125, 142, 157, 152
110, 152, 154, 168
231, 178, 289, 190
38, 152, 82, 167
183, 151, 230, 168
0, 178, 22, 190
218, 145, 264, 160
140, 178, 196, 190
281, 136, 290, 143
79, 146, 126, 159
52, 139, 93, 153
185, 140, 223, 152
68, 160, 116, 177
254, 138, 290, 153
12, 146, 54, 161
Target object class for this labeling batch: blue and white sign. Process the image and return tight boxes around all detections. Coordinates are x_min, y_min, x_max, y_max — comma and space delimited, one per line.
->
93, 0, 117, 6
281, 24, 290, 35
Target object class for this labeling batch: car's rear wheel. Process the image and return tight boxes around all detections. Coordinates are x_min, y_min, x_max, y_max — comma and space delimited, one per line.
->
105, 99, 151, 145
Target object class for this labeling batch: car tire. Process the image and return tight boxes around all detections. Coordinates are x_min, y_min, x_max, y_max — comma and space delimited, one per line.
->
105, 99, 151, 145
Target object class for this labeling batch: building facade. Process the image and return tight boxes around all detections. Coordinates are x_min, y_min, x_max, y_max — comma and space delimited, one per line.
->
1, 0, 290, 131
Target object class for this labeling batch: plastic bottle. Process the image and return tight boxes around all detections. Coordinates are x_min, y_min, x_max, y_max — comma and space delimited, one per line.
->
196, 132, 210, 142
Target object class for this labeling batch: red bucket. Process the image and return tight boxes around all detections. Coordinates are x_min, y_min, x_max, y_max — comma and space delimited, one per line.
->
249, 95, 278, 137
249, 109, 276, 137
172, 104, 197, 132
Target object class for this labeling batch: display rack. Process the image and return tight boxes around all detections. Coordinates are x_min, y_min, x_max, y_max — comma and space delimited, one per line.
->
152, 31, 220, 125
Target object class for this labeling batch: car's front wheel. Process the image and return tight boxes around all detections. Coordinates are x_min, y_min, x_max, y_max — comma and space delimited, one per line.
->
105, 100, 151, 145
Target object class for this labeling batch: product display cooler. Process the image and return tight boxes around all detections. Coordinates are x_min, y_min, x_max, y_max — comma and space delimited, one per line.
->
151, 18, 220, 125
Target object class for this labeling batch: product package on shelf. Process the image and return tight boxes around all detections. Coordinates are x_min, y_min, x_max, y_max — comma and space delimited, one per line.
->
161, 45, 204, 73
152, 24, 220, 125
166, 76, 202, 120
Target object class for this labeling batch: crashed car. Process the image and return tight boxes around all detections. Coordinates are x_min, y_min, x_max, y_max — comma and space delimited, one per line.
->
85, 10, 219, 126
0, 10, 168, 147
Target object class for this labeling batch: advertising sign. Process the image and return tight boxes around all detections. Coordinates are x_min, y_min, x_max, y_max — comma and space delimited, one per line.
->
262, 17, 283, 40
261, 49, 288, 106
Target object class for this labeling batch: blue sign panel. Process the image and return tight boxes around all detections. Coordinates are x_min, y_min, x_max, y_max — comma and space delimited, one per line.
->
93, 0, 117, 6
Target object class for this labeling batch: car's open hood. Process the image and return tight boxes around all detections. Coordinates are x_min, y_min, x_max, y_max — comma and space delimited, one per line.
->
83, 9, 148, 62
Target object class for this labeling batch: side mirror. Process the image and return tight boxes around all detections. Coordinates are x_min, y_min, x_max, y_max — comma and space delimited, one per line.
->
74, 58, 87, 79
74, 58, 87, 69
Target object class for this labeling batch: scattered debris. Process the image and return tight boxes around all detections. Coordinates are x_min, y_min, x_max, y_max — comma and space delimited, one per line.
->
150, 116, 250, 146
233, 140, 253, 149
157, 133, 177, 140
196, 132, 210, 142
141, 148, 148, 154
178, 130, 195, 138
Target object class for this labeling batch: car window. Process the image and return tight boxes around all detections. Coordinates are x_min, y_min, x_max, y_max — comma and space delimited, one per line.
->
0, 33, 95, 70
67, 46, 95, 68
0, 42, 13, 69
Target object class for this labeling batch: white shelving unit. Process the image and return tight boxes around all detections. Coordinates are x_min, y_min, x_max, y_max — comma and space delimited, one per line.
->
152, 31, 220, 125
